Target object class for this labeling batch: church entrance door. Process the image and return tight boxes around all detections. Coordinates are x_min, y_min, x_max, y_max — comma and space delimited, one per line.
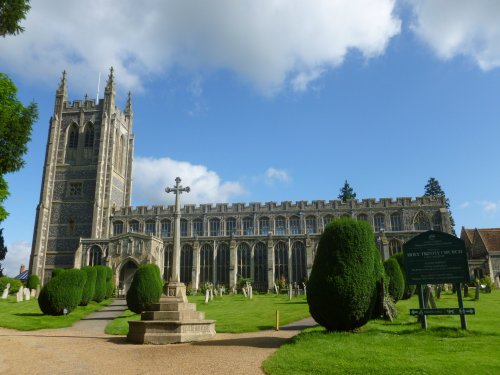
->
119, 260, 138, 297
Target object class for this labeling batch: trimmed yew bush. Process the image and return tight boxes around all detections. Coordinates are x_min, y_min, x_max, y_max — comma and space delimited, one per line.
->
51, 268, 66, 278
93, 265, 107, 302
105, 266, 114, 299
38, 269, 87, 315
26, 274, 41, 290
307, 218, 383, 331
126, 264, 163, 314
391, 252, 416, 299
384, 258, 404, 302
80, 266, 97, 306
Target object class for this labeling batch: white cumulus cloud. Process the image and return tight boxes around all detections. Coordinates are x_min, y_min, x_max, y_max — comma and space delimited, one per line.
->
265, 168, 291, 186
480, 200, 499, 215
409, 0, 500, 70
0, 0, 401, 94
2, 241, 31, 278
132, 156, 247, 205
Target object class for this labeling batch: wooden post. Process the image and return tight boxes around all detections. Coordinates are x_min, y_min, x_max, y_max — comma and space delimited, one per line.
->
417, 284, 427, 329
456, 283, 467, 330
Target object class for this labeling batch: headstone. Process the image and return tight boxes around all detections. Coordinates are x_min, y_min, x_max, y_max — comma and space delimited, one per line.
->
436, 285, 441, 299
210, 289, 214, 301
219, 287, 224, 296
475, 284, 480, 300
205, 289, 209, 303
24, 288, 31, 301
274, 284, 279, 295
213, 288, 218, 297
249, 285, 253, 300
302, 282, 307, 297
242, 286, 247, 298
30, 289, 36, 298
36, 284, 41, 299
1, 283, 10, 299
16, 286, 24, 302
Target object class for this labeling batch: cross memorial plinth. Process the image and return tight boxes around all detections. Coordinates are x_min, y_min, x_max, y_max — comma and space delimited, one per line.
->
164, 177, 190, 303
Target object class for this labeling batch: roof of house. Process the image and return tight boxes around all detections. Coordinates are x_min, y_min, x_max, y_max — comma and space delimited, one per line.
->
14, 270, 29, 281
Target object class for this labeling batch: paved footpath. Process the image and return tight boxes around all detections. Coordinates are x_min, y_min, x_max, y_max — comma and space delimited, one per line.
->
0, 299, 316, 375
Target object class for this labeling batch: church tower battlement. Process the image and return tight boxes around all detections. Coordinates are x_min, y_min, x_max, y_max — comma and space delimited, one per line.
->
29, 69, 134, 282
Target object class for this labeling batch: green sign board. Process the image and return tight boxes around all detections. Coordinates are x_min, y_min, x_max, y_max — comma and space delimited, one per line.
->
410, 308, 475, 316
403, 230, 470, 285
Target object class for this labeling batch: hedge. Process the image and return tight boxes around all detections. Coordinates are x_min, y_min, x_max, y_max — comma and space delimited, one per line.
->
0, 276, 22, 295
384, 257, 404, 302
307, 218, 383, 331
26, 274, 41, 290
105, 266, 114, 299
93, 265, 107, 302
391, 252, 416, 299
38, 269, 87, 315
126, 264, 163, 314
80, 266, 97, 306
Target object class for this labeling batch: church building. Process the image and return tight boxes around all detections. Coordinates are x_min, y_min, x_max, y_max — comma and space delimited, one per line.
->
29, 70, 453, 293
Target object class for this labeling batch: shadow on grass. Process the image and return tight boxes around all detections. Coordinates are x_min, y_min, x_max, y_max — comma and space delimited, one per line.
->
14, 313, 44, 317
275, 301, 307, 305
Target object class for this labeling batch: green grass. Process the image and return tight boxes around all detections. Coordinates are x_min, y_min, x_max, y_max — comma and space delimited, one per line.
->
105, 293, 310, 335
0, 295, 112, 330
263, 290, 500, 375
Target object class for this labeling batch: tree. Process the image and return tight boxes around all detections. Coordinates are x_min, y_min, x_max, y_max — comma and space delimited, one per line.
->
338, 180, 356, 202
307, 218, 383, 331
424, 177, 455, 235
0, 0, 31, 37
0, 228, 6, 276
0, 73, 38, 221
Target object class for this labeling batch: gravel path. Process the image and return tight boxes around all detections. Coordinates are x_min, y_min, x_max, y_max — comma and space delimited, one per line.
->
0, 299, 316, 375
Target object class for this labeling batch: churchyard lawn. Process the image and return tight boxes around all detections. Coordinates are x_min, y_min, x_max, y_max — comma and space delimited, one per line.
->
105, 293, 310, 335
0, 296, 112, 330
263, 290, 500, 375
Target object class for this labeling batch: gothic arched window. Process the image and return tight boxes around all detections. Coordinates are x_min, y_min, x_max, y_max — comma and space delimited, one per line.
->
225, 217, 236, 236
323, 215, 334, 230
242, 217, 253, 236
306, 216, 317, 234
289, 216, 300, 234
390, 213, 402, 231
192, 219, 203, 236
113, 221, 123, 235
180, 244, 193, 284
253, 242, 267, 292
274, 241, 289, 282
89, 246, 102, 266
209, 218, 221, 236
291, 241, 306, 283
374, 214, 385, 232
237, 243, 251, 278
84, 123, 94, 148
259, 217, 269, 235
68, 125, 79, 148
145, 220, 155, 235
432, 212, 442, 231
199, 244, 213, 284
414, 211, 431, 231
216, 243, 230, 285
161, 220, 171, 237
275, 216, 286, 235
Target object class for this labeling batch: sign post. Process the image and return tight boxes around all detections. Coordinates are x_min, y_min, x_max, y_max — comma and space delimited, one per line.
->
403, 231, 473, 330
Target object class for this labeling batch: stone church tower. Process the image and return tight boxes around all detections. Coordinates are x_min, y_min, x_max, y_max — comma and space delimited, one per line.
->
29, 68, 134, 282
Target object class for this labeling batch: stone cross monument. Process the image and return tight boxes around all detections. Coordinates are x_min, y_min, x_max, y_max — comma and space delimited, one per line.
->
164, 177, 190, 302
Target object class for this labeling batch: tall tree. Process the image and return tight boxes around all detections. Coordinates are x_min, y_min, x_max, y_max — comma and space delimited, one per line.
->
0, 73, 38, 221
0, 228, 7, 277
338, 180, 357, 202
424, 177, 456, 235
0, 0, 31, 37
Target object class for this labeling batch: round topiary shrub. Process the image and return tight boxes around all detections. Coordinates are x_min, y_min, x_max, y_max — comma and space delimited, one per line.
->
26, 274, 41, 290
391, 252, 416, 299
307, 218, 384, 331
38, 269, 87, 315
51, 268, 66, 278
80, 266, 97, 306
105, 266, 114, 299
93, 265, 107, 302
126, 264, 163, 314
0, 277, 22, 295
384, 258, 404, 302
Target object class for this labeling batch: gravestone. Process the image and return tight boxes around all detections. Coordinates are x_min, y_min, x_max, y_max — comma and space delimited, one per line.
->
1, 283, 10, 299
16, 286, 24, 302
249, 285, 253, 300
24, 288, 31, 301
288, 284, 292, 300
302, 282, 307, 297
274, 284, 279, 295
475, 284, 480, 300
205, 289, 209, 303
242, 286, 247, 298
31, 289, 36, 298
210, 288, 214, 301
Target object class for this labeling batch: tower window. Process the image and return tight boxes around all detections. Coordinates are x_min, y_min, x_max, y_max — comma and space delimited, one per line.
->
84, 125, 94, 148
68, 128, 79, 148
68, 182, 83, 197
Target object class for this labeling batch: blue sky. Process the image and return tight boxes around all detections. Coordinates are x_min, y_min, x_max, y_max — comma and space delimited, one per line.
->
1, 0, 500, 276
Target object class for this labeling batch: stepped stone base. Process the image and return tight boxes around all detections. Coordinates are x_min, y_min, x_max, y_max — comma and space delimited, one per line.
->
127, 282, 216, 344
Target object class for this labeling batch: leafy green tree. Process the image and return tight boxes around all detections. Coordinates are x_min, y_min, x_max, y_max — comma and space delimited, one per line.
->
0, 228, 6, 276
0, 73, 38, 221
424, 177, 455, 235
338, 180, 356, 202
0, 0, 31, 37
